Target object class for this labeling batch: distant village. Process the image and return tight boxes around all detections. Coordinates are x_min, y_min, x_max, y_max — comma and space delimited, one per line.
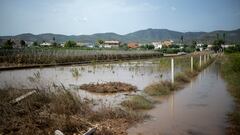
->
0, 37, 236, 53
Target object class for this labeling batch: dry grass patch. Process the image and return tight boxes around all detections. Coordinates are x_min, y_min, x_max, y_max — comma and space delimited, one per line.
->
175, 73, 191, 84
0, 88, 148, 135
121, 95, 153, 110
144, 81, 179, 96
80, 82, 137, 93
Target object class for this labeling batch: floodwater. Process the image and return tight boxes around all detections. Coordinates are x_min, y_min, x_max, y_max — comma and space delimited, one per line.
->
0, 58, 184, 105
0, 59, 185, 90
127, 62, 234, 135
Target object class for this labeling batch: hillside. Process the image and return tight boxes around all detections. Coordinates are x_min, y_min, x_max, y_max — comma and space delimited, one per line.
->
0, 28, 240, 44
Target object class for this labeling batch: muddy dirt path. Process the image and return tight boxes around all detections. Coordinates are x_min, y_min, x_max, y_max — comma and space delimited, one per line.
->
127, 62, 234, 135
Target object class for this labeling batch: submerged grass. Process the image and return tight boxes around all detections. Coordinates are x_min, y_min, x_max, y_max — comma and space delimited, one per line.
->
220, 53, 240, 134
121, 95, 153, 110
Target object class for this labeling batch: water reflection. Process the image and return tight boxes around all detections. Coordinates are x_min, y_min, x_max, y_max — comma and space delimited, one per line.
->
127, 62, 234, 135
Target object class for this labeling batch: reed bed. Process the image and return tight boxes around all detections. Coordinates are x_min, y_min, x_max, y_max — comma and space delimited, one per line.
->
0, 49, 162, 66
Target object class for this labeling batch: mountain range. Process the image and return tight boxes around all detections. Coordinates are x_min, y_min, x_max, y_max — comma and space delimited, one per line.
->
1, 28, 240, 44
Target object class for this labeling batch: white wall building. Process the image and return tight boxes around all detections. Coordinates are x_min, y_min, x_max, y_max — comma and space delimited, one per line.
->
40, 42, 51, 46
152, 41, 163, 49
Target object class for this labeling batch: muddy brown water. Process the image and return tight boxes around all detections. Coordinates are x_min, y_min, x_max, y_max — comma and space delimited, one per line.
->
127, 62, 234, 135
0, 58, 184, 106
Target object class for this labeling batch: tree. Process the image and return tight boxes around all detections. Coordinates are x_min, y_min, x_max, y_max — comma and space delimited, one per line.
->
216, 33, 219, 40
20, 40, 26, 47
223, 33, 226, 43
180, 35, 184, 43
64, 40, 77, 48
141, 44, 154, 50
3, 39, 15, 49
212, 39, 224, 52
191, 40, 197, 48
96, 39, 104, 45
33, 41, 38, 46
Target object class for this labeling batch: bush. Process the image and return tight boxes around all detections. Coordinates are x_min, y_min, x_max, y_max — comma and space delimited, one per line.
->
64, 40, 77, 48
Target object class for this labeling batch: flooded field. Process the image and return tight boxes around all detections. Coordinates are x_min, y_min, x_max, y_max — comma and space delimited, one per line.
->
0, 57, 188, 106
127, 62, 234, 135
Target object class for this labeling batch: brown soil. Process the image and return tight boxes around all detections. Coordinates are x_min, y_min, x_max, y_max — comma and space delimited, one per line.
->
80, 82, 137, 93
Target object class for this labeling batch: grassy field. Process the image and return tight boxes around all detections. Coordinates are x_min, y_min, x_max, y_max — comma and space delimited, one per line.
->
220, 53, 240, 134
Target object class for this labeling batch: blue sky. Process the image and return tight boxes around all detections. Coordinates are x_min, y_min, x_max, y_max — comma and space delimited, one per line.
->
0, 0, 240, 36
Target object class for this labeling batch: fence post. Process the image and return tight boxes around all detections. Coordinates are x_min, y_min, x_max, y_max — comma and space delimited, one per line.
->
171, 58, 174, 84
191, 56, 193, 72
199, 55, 202, 67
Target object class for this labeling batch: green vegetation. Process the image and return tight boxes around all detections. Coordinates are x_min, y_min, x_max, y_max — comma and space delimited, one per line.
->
220, 53, 240, 134
224, 43, 240, 53
2, 39, 15, 49
64, 40, 77, 48
121, 95, 153, 110
140, 44, 155, 50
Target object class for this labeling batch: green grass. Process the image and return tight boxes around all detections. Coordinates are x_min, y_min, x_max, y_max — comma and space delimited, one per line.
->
220, 53, 240, 134
121, 95, 153, 110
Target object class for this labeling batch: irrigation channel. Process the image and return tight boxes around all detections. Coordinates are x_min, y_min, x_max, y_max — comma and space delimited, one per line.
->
0, 54, 234, 134
127, 59, 234, 135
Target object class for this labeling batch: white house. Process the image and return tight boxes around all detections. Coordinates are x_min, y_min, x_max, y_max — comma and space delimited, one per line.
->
221, 44, 235, 48
103, 40, 120, 48
40, 42, 51, 46
152, 41, 163, 49
197, 43, 204, 47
